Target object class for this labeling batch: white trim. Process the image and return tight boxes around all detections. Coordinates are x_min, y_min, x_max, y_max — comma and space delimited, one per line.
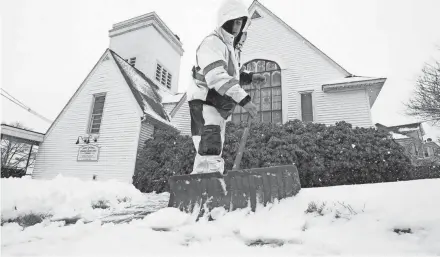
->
297, 90, 316, 122
109, 52, 144, 183
131, 116, 143, 184
109, 51, 144, 117
364, 88, 374, 127
44, 50, 111, 138
281, 69, 288, 124
170, 93, 187, 118
109, 12, 184, 56
249, 0, 351, 77
87, 93, 107, 135
241, 53, 286, 70
0, 124, 45, 143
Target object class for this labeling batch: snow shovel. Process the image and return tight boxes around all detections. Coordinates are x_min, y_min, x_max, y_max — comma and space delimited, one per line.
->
167, 120, 301, 215
167, 87, 301, 215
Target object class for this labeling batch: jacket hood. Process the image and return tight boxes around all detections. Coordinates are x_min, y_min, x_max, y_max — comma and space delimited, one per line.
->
216, 0, 251, 32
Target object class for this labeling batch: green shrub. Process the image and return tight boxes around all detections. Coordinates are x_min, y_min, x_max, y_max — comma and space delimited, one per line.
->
133, 120, 413, 193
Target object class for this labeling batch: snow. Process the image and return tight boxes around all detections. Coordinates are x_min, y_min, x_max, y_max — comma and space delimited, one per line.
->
399, 127, 419, 133
113, 53, 176, 125
390, 131, 410, 139
161, 93, 185, 104
1, 175, 166, 223
114, 54, 161, 103
2, 177, 440, 256
323, 76, 383, 85
142, 100, 178, 129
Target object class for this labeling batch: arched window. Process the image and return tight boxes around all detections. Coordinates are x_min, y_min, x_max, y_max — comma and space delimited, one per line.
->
232, 60, 282, 124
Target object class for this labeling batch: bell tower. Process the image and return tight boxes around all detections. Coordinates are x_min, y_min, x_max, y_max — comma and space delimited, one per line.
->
109, 12, 184, 94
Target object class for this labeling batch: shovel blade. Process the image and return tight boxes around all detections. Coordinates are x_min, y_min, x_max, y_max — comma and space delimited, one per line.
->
168, 165, 301, 214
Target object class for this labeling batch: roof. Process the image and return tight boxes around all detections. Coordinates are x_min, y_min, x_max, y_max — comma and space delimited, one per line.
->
322, 76, 386, 91
1, 124, 45, 145
162, 93, 185, 104
387, 122, 423, 131
375, 122, 425, 137
170, 93, 187, 117
249, 0, 351, 77
390, 131, 410, 140
45, 49, 176, 137
110, 50, 177, 129
323, 76, 386, 85
321, 76, 386, 107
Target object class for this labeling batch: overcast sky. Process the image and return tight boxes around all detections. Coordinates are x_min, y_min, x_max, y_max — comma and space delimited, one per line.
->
2, 0, 440, 139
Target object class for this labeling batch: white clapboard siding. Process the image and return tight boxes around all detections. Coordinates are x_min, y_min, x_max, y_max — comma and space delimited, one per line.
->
137, 122, 154, 151
242, 3, 373, 128
171, 100, 191, 136
32, 52, 142, 183
315, 89, 372, 127
163, 103, 177, 115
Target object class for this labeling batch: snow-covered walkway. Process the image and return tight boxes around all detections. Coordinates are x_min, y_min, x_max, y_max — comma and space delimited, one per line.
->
2, 176, 440, 256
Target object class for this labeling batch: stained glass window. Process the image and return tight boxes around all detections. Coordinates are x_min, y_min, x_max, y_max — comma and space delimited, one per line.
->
232, 60, 282, 124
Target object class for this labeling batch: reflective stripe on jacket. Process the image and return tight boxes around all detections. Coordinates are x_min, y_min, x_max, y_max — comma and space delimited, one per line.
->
186, 0, 253, 119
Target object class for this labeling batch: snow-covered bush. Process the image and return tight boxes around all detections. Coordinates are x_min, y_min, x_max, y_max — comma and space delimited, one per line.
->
1, 175, 151, 224
133, 120, 413, 193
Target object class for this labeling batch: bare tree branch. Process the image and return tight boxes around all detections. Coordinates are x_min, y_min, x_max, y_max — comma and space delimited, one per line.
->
1, 122, 38, 173
405, 59, 440, 126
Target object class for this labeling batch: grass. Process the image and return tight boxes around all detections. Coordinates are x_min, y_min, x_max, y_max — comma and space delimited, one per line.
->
1, 213, 51, 227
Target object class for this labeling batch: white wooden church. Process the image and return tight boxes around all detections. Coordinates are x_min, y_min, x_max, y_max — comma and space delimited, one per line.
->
33, 0, 386, 183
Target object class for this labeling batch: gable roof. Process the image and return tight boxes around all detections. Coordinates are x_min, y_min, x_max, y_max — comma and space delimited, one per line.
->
170, 93, 187, 117
375, 122, 425, 137
45, 48, 175, 137
110, 50, 171, 122
249, 0, 351, 77
322, 76, 386, 107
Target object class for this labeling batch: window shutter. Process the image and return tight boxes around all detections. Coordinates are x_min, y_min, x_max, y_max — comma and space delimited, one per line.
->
89, 94, 106, 134
156, 64, 162, 80
301, 93, 313, 122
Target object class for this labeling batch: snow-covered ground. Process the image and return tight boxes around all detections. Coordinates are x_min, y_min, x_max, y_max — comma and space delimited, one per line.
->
1, 176, 440, 257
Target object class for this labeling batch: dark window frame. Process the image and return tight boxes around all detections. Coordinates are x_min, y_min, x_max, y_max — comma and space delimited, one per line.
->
232, 59, 282, 124
88, 93, 106, 134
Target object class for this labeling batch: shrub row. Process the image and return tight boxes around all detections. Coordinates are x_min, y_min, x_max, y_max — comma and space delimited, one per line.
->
133, 120, 415, 193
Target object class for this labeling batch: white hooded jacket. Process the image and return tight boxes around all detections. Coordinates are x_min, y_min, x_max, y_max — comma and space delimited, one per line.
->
187, 0, 253, 119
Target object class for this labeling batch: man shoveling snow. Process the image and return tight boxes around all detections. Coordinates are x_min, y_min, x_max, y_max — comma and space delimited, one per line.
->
186, 0, 266, 175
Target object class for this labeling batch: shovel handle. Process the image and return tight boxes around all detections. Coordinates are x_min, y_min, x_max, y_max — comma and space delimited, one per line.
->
232, 113, 253, 171
230, 82, 259, 172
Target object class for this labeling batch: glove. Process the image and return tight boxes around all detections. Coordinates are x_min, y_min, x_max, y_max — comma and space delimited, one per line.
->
242, 101, 258, 119
252, 73, 266, 86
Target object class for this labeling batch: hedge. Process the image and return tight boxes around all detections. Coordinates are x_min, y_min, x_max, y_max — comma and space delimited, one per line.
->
1, 168, 27, 178
133, 120, 414, 193
410, 163, 440, 180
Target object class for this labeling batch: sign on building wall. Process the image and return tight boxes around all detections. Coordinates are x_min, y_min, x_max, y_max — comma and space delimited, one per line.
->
77, 145, 99, 161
